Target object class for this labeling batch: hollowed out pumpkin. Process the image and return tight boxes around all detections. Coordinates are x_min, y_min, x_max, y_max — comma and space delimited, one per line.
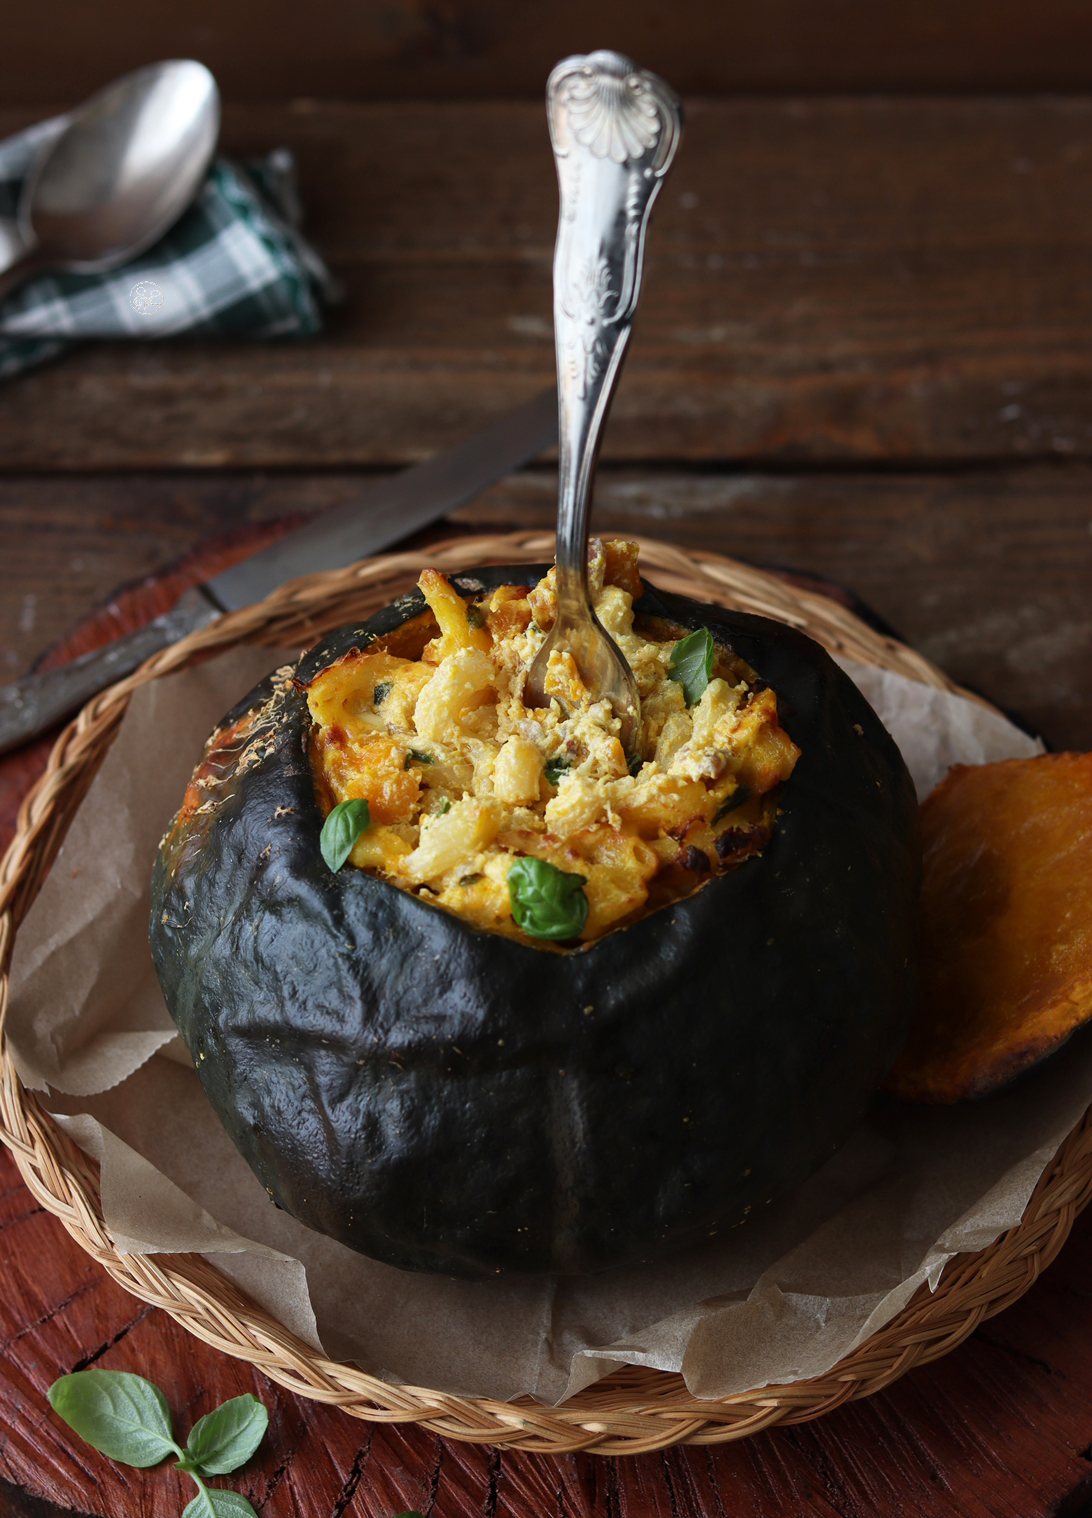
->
149, 568, 920, 1278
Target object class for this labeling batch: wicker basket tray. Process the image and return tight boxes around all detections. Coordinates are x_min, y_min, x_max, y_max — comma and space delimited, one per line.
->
2, 530, 1091, 1456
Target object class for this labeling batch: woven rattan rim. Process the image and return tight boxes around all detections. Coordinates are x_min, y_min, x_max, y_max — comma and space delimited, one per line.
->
1, 531, 1088, 1456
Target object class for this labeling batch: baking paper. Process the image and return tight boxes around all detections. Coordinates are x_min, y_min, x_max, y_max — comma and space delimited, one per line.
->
5, 644, 1065, 1405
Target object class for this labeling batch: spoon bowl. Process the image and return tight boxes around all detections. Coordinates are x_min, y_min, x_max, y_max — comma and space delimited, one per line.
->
27, 60, 219, 269
0, 60, 219, 299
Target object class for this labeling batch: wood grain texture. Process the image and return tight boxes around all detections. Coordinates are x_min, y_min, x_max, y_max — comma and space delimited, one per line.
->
9, 0, 1092, 106
6, 98, 1092, 468
5, 1131, 1092, 1517
3, 463, 1089, 760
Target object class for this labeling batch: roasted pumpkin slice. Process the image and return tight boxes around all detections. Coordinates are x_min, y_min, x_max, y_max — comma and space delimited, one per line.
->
885, 753, 1092, 1103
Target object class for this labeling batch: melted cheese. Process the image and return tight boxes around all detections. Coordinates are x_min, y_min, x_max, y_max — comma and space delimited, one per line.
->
306, 540, 800, 944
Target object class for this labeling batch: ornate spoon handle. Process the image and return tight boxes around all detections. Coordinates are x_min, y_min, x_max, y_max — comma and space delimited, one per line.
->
527, 51, 682, 754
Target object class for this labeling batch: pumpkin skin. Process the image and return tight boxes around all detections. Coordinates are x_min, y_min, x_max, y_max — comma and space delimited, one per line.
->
149, 568, 920, 1279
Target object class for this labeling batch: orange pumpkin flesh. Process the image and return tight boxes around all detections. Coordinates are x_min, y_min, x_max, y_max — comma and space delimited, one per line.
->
885, 753, 1092, 1103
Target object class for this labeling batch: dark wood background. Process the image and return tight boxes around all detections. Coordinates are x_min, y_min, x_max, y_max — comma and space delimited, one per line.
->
8, 96, 1092, 474
12, 0, 1092, 103
4, 3, 1092, 1513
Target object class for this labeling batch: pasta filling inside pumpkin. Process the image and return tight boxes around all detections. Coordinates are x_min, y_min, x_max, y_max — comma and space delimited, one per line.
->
303, 541, 800, 943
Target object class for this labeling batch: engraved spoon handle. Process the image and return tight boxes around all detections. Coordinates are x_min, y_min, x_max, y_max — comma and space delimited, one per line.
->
547, 51, 682, 609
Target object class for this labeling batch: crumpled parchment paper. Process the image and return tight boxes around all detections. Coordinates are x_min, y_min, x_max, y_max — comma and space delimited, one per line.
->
7, 641, 1064, 1406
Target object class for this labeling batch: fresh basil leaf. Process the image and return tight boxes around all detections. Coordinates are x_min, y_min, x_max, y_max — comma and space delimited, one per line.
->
507, 857, 588, 941
668, 627, 715, 707
320, 798, 371, 872
404, 750, 434, 768
544, 757, 569, 787
48, 1370, 179, 1468
437, 798, 451, 816
182, 1487, 258, 1518
372, 680, 392, 705
181, 1395, 268, 1477
712, 785, 751, 824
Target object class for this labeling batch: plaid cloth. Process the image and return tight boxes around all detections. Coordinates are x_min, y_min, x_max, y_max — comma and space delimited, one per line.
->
0, 114, 338, 381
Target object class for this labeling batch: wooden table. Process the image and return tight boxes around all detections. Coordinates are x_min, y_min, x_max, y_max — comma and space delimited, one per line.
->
3, 93, 1092, 1517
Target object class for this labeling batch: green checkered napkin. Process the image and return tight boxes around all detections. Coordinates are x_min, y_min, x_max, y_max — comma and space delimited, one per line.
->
0, 114, 337, 381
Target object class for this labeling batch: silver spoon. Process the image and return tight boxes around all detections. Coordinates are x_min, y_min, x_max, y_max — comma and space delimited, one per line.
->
0, 60, 219, 303
525, 51, 682, 760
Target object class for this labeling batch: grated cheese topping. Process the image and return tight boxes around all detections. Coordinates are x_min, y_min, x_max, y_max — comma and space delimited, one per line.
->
304, 540, 800, 944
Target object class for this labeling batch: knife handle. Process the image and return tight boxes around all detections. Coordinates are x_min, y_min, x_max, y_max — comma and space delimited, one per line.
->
0, 587, 221, 758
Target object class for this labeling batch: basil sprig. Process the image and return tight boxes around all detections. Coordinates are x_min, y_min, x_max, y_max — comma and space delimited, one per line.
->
544, 756, 570, 787
179, 1396, 269, 1478
668, 627, 715, 707
320, 798, 371, 872
48, 1372, 267, 1517
507, 857, 588, 941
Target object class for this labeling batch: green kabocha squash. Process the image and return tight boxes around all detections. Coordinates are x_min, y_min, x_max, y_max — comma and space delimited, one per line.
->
149, 567, 920, 1278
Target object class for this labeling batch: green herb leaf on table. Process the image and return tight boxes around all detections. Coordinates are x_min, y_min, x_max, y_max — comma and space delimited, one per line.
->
507, 857, 588, 941
180, 1394, 268, 1477
668, 627, 715, 707
320, 798, 371, 872
48, 1370, 268, 1518
48, 1370, 179, 1468
182, 1487, 258, 1518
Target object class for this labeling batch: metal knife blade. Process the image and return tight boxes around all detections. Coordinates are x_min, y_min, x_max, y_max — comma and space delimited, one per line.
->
0, 389, 557, 757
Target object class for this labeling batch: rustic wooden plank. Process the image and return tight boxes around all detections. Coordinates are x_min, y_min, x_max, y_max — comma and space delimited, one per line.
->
10, 0, 1092, 108
5, 99, 1092, 468
0, 471, 341, 686
3, 463, 1089, 759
